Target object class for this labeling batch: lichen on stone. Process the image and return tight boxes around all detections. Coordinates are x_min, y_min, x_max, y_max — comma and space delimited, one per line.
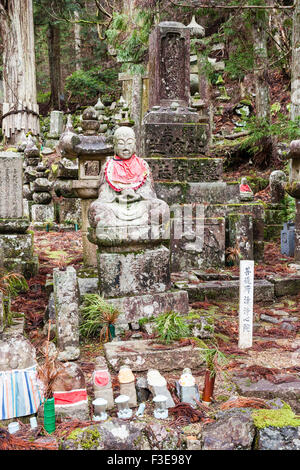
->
252, 403, 300, 429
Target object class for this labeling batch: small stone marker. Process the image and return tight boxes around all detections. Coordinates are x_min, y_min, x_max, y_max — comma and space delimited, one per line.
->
147, 369, 175, 408
281, 222, 295, 257
93, 356, 114, 409
49, 110, 64, 138
238, 260, 254, 349
175, 368, 199, 407
118, 365, 137, 408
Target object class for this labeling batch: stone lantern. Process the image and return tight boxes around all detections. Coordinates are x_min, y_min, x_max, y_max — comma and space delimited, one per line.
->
57, 115, 113, 266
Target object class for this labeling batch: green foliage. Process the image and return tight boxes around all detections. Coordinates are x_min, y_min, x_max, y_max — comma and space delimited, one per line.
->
225, 41, 254, 81
0, 270, 28, 298
199, 345, 229, 377
106, 10, 153, 69
65, 67, 120, 103
79, 293, 120, 340
280, 194, 296, 223
241, 115, 300, 155
154, 311, 190, 344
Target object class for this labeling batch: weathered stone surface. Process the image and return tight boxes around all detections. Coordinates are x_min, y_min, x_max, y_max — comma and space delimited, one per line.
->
201, 409, 256, 450
48, 110, 64, 138
45, 292, 55, 322
58, 197, 81, 225
0, 218, 29, 234
32, 192, 52, 205
98, 246, 171, 298
52, 362, 89, 421
77, 277, 98, 299
31, 178, 52, 193
104, 339, 205, 372
155, 182, 240, 206
184, 279, 274, 302
145, 157, 223, 182
0, 333, 36, 370
136, 376, 151, 403
57, 157, 78, 179
148, 21, 191, 108
228, 212, 253, 261
256, 426, 300, 450
233, 377, 300, 413
0, 152, 23, 219
53, 266, 80, 361
171, 215, 225, 271
0, 233, 34, 259
270, 170, 286, 204
145, 423, 180, 450
31, 204, 55, 223
108, 290, 189, 326
62, 419, 150, 450
143, 121, 208, 157
267, 276, 300, 297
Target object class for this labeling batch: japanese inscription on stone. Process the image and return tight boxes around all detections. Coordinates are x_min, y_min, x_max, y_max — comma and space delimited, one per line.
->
0, 152, 23, 219
238, 260, 254, 349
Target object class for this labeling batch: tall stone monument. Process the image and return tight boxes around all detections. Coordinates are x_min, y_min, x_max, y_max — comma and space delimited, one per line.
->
0, 151, 38, 277
143, 21, 208, 157
142, 21, 265, 270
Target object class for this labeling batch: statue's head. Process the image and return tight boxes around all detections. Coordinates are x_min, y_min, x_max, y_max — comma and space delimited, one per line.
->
113, 126, 136, 160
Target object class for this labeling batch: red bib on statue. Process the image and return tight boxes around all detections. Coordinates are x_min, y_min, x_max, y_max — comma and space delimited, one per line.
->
105, 155, 148, 192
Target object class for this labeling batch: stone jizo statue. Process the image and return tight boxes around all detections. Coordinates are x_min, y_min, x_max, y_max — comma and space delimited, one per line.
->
88, 127, 169, 231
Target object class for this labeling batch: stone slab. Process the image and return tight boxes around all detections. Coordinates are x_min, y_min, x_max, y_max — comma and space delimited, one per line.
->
179, 279, 274, 302
155, 182, 240, 206
233, 376, 300, 413
98, 245, 171, 298
104, 339, 205, 372
145, 157, 223, 182
107, 290, 189, 327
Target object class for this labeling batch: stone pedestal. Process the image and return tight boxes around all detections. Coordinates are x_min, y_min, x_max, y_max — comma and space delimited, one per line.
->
98, 245, 170, 298
0, 151, 38, 278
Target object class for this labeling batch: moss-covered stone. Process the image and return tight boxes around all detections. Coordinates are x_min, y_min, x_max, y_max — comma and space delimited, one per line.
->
252, 404, 300, 429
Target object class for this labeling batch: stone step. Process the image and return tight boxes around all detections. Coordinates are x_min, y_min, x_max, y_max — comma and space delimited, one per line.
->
175, 279, 274, 302
104, 339, 205, 372
267, 275, 300, 297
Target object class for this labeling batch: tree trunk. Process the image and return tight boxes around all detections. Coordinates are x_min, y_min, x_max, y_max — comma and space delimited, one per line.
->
0, 0, 39, 144
47, 22, 62, 110
74, 10, 81, 71
252, 9, 270, 122
291, 0, 300, 121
